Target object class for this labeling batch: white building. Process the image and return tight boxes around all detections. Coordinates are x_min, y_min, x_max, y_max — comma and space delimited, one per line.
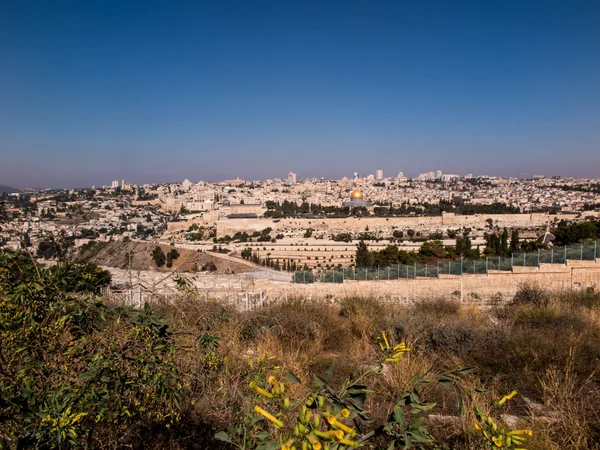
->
376, 169, 383, 180
111, 180, 119, 189
287, 172, 297, 184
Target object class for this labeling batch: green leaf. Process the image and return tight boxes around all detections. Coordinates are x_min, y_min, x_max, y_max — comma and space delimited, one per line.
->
214, 431, 231, 443
438, 378, 454, 386
314, 375, 327, 388
458, 395, 464, 416
285, 372, 301, 384
457, 367, 475, 375
253, 431, 270, 440
410, 428, 429, 442
393, 405, 405, 423
347, 385, 372, 394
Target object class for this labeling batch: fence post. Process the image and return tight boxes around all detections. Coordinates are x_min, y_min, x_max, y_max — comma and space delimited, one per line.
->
595, 241, 597, 261
460, 258, 463, 275
425, 264, 428, 277
413, 263, 416, 279
485, 257, 488, 274
581, 245, 583, 261
333, 271, 335, 283
377, 266, 380, 280
398, 264, 400, 279
523, 252, 526, 266
353, 266, 356, 280
511, 253, 514, 269
387, 266, 390, 280
551, 248, 554, 264
564, 245, 567, 264
537, 248, 540, 267
342, 270, 344, 283
448, 261, 450, 275
406, 265, 409, 279
303, 271, 306, 284
437, 261, 439, 277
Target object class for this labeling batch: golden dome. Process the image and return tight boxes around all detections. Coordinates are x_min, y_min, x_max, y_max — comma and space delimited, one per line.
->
350, 189, 364, 200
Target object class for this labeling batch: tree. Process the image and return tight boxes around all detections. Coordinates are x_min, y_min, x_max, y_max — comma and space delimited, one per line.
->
355, 240, 373, 268
152, 246, 166, 267
37, 239, 60, 260
166, 249, 180, 268
501, 228, 509, 256
510, 229, 520, 252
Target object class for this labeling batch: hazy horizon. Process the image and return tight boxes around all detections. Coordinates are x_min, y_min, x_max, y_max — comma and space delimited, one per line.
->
1, 0, 599, 189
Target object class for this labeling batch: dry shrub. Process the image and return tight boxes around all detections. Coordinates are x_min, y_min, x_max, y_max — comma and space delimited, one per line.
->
532, 355, 600, 449
128, 289, 600, 448
339, 296, 398, 340
512, 282, 550, 307
409, 296, 461, 317
557, 288, 600, 310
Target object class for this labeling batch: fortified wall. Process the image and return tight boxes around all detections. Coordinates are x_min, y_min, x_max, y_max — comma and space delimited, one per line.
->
216, 212, 589, 238
257, 259, 600, 304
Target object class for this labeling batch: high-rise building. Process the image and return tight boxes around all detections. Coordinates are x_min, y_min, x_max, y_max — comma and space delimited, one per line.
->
111, 180, 119, 189
436, 170, 442, 179
376, 169, 383, 180
287, 172, 297, 184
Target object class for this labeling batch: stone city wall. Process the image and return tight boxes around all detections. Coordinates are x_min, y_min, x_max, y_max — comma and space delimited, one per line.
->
259, 259, 600, 304
216, 213, 586, 238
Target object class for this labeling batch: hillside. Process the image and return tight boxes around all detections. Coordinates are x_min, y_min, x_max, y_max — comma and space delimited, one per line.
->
76, 240, 251, 274
0, 185, 22, 194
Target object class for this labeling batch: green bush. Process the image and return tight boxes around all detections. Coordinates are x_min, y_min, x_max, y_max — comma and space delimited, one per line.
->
0, 251, 181, 448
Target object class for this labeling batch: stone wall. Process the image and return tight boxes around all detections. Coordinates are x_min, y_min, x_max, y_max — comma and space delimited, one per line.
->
216, 213, 591, 238
259, 259, 600, 304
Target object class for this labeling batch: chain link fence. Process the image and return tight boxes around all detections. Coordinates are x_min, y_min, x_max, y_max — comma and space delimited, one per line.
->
293, 241, 599, 284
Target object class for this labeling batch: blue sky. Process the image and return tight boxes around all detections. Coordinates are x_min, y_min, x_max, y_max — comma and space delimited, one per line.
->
1, 0, 599, 188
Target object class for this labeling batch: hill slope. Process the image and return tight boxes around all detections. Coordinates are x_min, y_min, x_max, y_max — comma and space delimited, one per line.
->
76, 240, 251, 274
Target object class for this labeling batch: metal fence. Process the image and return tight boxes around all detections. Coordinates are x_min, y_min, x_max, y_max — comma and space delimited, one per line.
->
292, 241, 599, 284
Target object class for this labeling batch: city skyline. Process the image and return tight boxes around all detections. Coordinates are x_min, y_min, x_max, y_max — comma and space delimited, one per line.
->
1, 0, 600, 188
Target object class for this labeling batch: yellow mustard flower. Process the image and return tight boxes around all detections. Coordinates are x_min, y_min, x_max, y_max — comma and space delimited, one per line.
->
254, 406, 283, 428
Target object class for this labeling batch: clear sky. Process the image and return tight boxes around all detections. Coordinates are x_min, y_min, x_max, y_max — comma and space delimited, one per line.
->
1, 0, 599, 188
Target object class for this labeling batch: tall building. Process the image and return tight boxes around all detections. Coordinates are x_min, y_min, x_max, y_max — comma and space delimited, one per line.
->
436, 170, 442, 179
111, 180, 119, 188
287, 172, 297, 184
376, 169, 383, 180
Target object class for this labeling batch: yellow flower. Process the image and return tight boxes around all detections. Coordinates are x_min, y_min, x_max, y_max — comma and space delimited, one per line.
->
495, 390, 518, 406
254, 406, 283, 428
492, 436, 503, 447
281, 438, 295, 450
249, 381, 274, 399
381, 331, 390, 350
324, 414, 356, 437
306, 433, 322, 450
509, 429, 533, 436
340, 408, 350, 418
337, 437, 359, 447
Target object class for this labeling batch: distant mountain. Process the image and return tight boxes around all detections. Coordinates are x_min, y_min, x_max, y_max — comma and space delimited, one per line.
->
0, 185, 22, 194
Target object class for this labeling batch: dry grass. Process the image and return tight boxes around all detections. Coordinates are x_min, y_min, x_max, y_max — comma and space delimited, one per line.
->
139, 286, 600, 449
